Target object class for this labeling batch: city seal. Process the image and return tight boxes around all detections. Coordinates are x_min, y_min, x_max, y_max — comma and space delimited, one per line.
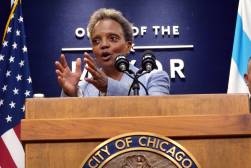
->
80, 132, 201, 168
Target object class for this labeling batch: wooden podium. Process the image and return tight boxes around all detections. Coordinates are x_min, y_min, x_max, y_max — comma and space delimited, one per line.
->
21, 94, 251, 168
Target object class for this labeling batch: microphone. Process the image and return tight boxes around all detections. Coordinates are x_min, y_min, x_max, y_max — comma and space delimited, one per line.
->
141, 50, 157, 72
114, 55, 129, 72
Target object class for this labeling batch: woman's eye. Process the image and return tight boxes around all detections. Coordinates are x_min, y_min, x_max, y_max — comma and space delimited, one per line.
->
110, 35, 119, 42
92, 38, 100, 45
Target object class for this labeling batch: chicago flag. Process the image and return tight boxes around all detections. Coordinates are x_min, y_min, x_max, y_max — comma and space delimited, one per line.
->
227, 0, 251, 93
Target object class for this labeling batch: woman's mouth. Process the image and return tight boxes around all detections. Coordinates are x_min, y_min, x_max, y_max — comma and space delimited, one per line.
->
101, 52, 112, 61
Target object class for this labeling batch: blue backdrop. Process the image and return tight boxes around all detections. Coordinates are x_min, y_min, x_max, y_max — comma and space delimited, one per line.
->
1, 0, 239, 97
0, 2, 10, 45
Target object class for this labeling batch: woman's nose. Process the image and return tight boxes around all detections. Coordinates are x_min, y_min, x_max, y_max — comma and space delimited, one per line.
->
100, 39, 110, 49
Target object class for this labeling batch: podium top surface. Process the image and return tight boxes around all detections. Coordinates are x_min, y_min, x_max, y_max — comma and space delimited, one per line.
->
25, 94, 249, 119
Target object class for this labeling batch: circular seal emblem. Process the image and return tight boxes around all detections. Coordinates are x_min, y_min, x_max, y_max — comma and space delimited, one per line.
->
80, 132, 201, 168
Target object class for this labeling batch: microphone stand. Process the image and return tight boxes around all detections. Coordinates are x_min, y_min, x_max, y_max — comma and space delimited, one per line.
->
115, 55, 152, 96
124, 70, 149, 96
131, 73, 140, 96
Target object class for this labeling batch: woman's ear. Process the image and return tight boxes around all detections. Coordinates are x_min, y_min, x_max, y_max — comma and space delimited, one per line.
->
126, 41, 132, 52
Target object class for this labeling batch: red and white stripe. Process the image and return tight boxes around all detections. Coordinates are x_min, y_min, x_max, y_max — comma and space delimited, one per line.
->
0, 124, 24, 168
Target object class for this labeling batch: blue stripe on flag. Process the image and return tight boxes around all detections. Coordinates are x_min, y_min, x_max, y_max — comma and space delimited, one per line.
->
232, 14, 251, 76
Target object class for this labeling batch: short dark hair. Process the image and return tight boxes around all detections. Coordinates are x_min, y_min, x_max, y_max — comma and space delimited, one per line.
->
87, 8, 133, 43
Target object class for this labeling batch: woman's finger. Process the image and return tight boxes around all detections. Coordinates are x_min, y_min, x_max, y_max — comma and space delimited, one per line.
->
55, 61, 65, 72
84, 53, 97, 70
75, 58, 82, 74
55, 69, 63, 77
59, 54, 68, 68
85, 65, 99, 78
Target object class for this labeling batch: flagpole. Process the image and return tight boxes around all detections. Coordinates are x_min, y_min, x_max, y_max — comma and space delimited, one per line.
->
2, 0, 19, 43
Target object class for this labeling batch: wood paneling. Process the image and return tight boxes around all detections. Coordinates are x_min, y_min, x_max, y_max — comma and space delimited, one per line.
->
25, 94, 249, 119
25, 138, 251, 168
22, 94, 251, 168
22, 114, 251, 141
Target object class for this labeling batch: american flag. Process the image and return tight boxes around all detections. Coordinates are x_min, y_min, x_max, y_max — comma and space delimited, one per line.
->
0, 0, 32, 167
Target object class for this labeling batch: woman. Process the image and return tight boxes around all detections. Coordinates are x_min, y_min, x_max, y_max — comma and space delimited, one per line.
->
55, 8, 170, 96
